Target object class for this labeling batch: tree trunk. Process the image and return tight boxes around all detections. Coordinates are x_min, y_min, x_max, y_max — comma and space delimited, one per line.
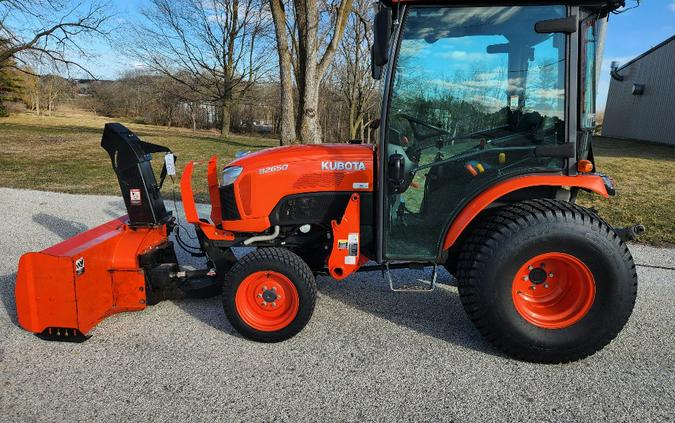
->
299, 0, 352, 144
269, 0, 352, 144
34, 93, 40, 116
298, 78, 322, 144
269, 0, 297, 145
295, 0, 322, 144
350, 115, 363, 141
221, 100, 231, 139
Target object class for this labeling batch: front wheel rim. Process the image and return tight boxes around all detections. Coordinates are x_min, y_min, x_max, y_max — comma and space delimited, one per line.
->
511, 252, 596, 329
235, 271, 300, 332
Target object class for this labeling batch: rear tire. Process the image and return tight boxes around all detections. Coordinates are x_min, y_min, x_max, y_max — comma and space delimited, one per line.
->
223, 248, 317, 342
457, 199, 637, 363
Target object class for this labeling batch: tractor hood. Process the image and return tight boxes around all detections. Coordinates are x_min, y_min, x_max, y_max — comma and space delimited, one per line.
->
228, 143, 375, 170
218, 143, 376, 232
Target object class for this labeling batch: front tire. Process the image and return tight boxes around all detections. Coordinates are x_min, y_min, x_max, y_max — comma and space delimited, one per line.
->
223, 248, 317, 342
457, 199, 637, 363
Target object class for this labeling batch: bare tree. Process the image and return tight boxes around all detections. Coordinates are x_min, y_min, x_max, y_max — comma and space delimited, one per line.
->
335, 0, 377, 141
43, 74, 73, 115
132, 0, 273, 139
0, 0, 112, 75
268, 0, 296, 144
269, 0, 353, 144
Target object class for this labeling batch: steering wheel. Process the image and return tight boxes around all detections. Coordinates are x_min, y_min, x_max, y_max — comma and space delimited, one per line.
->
393, 113, 452, 142
393, 112, 482, 154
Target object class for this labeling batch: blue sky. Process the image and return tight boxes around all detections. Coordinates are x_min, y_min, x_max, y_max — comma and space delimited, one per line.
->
597, 0, 675, 109
85, 1, 674, 111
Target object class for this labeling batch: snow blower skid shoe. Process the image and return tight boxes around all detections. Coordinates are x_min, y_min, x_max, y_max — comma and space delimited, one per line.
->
14, 123, 222, 341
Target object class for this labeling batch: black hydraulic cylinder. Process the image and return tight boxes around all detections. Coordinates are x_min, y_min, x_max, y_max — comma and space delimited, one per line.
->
100, 123, 171, 227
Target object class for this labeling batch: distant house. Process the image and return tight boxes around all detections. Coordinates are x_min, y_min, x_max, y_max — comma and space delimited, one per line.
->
602, 35, 675, 146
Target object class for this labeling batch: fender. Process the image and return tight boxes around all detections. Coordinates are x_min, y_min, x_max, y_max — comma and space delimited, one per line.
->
442, 174, 609, 250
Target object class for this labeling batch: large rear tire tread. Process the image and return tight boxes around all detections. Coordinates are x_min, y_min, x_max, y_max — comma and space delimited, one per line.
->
224, 247, 317, 343
457, 199, 637, 363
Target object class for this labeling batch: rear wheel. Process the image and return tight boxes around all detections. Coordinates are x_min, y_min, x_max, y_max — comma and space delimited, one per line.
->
457, 199, 637, 363
224, 248, 316, 342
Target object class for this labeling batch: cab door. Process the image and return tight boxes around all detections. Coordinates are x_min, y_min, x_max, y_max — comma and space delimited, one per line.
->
378, 5, 569, 261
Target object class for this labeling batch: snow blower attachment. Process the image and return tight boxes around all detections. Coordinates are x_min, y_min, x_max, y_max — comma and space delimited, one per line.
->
15, 123, 222, 341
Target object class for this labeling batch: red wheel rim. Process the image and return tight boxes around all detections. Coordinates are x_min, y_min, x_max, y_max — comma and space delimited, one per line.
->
512, 252, 595, 329
235, 271, 299, 332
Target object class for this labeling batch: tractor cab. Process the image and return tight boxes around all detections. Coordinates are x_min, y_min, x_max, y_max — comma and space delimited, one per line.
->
371, 1, 615, 261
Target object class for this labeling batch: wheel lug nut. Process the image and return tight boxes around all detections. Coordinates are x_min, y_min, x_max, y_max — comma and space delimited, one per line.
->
531, 285, 536, 290
548, 273, 554, 278
272, 302, 277, 307
523, 276, 529, 281
544, 283, 549, 288
272, 287, 276, 292
257, 294, 262, 298
262, 301, 267, 306
528, 265, 533, 270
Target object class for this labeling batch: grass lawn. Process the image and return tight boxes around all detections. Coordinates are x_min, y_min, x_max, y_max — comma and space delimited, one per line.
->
0, 112, 278, 203
577, 136, 674, 247
1, 113, 673, 246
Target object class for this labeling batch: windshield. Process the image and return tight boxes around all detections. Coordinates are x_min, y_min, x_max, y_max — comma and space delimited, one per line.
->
388, 5, 566, 155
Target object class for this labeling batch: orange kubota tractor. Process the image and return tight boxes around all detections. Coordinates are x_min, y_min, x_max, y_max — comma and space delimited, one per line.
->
16, 0, 644, 363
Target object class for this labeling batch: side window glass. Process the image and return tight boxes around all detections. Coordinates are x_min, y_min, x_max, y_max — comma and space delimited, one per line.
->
383, 6, 568, 259
581, 18, 597, 129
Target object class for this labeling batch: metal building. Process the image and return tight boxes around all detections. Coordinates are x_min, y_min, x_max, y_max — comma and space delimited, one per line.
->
602, 35, 675, 145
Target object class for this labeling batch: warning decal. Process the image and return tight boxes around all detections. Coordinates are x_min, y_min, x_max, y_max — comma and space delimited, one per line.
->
130, 189, 142, 205
75, 257, 85, 276
345, 233, 359, 264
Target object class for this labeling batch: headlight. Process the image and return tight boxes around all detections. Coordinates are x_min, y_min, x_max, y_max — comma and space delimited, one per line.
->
221, 166, 243, 186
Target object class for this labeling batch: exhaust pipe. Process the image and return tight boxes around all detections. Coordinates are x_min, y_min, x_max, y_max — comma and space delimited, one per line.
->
615, 224, 646, 242
244, 225, 280, 245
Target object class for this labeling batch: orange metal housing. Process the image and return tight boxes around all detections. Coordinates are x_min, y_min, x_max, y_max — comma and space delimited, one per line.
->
15, 216, 169, 335
328, 193, 369, 279
180, 160, 235, 241
207, 156, 224, 226
221, 144, 375, 233
442, 174, 609, 250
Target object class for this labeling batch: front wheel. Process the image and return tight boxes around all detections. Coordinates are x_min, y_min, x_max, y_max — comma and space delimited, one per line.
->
223, 248, 317, 342
457, 199, 637, 363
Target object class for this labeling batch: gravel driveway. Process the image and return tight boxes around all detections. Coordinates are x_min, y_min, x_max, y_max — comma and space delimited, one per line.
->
1, 187, 673, 422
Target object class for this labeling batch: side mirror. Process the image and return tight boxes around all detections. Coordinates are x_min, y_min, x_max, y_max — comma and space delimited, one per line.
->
535, 15, 577, 34
371, 6, 392, 78
388, 153, 405, 193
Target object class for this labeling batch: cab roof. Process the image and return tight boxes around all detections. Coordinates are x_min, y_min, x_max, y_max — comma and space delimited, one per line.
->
386, 0, 624, 7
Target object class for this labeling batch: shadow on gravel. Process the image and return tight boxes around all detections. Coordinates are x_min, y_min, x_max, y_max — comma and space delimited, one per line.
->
316, 269, 502, 357
170, 297, 242, 339
32, 213, 88, 240
0, 273, 19, 326
103, 200, 127, 220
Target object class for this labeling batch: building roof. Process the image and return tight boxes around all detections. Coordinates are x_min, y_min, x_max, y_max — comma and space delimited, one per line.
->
617, 34, 675, 71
